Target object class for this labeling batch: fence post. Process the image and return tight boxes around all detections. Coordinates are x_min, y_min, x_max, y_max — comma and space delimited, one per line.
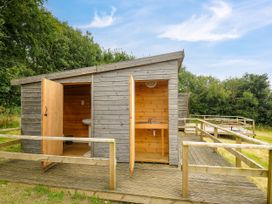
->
109, 141, 116, 190
200, 122, 204, 140
236, 137, 242, 167
213, 127, 218, 152
195, 123, 198, 136
182, 144, 189, 198
252, 120, 256, 137
268, 150, 272, 204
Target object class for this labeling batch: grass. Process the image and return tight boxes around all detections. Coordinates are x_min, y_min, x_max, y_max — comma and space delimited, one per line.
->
0, 107, 20, 129
211, 126, 272, 192
0, 183, 114, 204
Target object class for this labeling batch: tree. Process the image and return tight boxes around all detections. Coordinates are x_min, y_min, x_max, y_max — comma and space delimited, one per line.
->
179, 68, 272, 126
0, 0, 133, 107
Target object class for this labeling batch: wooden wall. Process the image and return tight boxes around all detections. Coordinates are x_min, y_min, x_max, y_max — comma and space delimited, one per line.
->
92, 61, 179, 165
63, 85, 91, 137
21, 82, 42, 153
135, 81, 169, 154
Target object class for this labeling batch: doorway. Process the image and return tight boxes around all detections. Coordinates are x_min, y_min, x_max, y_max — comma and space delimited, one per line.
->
62, 84, 91, 156
134, 80, 169, 163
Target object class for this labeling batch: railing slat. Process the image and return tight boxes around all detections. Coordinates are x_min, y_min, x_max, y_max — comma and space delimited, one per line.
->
0, 134, 115, 143
188, 165, 268, 177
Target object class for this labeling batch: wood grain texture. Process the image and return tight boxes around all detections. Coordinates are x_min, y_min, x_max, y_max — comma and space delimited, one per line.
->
129, 75, 135, 176
135, 80, 169, 162
92, 60, 179, 165
63, 84, 91, 137
41, 79, 63, 168
12, 51, 184, 85
21, 82, 41, 153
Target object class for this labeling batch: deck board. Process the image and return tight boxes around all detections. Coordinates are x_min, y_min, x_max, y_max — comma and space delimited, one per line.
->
0, 133, 266, 203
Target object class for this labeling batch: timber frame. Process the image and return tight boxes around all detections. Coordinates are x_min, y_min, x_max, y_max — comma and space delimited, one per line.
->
180, 118, 272, 204
0, 134, 116, 190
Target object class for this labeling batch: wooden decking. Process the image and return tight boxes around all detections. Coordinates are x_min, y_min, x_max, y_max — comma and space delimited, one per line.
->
0, 134, 266, 204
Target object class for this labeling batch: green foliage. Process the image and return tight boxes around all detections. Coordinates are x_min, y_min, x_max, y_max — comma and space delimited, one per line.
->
179, 68, 272, 126
0, 0, 133, 108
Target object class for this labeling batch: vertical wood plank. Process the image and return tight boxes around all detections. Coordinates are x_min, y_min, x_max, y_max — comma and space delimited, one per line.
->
200, 122, 204, 140
236, 137, 242, 167
109, 142, 116, 190
182, 144, 189, 198
161, 129, 164, 156
268, 150, 272, 204
213, 127, 218, 153
41, 79, 63, 169
129, 75, 135, 176
195, 123, 198, 136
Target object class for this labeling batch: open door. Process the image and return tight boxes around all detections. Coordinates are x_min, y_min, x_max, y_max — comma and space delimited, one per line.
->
129, 75, 135, 176
41, 78, 63, 170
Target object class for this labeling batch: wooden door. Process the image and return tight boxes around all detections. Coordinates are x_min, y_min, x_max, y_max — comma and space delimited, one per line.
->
129, 75, 135, 175
41, 78, 63, 169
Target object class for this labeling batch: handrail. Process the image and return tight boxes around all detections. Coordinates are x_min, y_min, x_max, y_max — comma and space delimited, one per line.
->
179, 118, 264, 145
181, 141, 272, 203
183, 141, 272, 150
0, 134, 115, 143
191, 114, 254, 121
0, 134, 116, 190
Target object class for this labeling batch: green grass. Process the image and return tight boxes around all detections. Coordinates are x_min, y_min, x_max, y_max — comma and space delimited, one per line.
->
214, 126, 272, 192
0, 107, 20, 129
0, 183, 115, 204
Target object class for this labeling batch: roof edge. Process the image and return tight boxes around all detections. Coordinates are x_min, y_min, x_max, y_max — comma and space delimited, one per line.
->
11, 50, 184, 85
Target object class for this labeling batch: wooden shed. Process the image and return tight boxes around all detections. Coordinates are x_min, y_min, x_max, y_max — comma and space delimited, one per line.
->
11, 51, 185, 170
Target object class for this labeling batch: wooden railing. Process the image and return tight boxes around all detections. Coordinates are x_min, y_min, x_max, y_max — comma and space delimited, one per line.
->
181, 141, 272, 203
191, 114, 255, 136
179, 118, 272, 203
0, 134, 116, 190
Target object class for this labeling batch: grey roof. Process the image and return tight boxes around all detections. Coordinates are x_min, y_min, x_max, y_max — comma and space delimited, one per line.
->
11, 50, 184, 85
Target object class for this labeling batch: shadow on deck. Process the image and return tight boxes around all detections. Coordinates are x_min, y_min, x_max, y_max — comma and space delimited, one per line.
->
0, 134, 266, 204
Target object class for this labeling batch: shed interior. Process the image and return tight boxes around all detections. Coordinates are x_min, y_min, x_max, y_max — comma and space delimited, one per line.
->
62, 84, 91, 156
135, 80, 169, 163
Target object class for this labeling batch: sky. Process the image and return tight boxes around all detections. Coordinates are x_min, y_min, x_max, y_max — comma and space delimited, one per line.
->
45, 0, 272, 85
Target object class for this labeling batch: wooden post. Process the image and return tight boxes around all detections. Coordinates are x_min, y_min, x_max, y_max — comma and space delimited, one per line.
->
236, 137, 242, 167
161, 129, 164, 156
252, 120, 256, 137
200, 122, 204, 139
195, 123, 198, 136
268, 150, 272, 204
213, 127, 218, 153
214, 127, 218, 138
182, 144, 189, 198
109, 142, 116, 190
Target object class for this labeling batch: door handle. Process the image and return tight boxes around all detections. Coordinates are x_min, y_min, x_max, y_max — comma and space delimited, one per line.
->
44, 106, 48, 117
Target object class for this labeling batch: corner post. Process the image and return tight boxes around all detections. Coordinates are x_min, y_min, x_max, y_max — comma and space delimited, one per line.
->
213, 127, 218, 152
182, 143, 189, 198
252, 120, 256, 137
235, 137, 242, 167
109, 141, 116, 190
195, 122, 198, 136
268, 149, 272, 204
200, 122, 204, 140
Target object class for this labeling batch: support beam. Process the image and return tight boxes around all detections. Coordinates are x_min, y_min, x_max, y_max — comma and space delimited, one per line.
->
268, 150, 272, 204
182, 145, 189, 198
188, 165, 268, 177
0, 151, 109, 166
0, 139, 21, 148
236, 137, 242, 167
182, 141, 272, 150
0, 134, 115, 143
109, 142, 116, 190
